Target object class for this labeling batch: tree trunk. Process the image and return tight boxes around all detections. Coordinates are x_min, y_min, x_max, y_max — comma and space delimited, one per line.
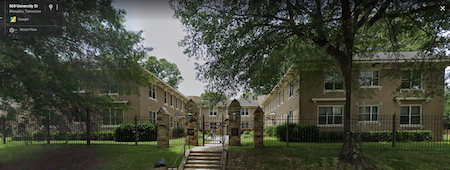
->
337, 56, 374, 170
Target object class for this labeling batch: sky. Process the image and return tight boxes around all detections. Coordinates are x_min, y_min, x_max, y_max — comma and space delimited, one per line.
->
112, 0, 207, 97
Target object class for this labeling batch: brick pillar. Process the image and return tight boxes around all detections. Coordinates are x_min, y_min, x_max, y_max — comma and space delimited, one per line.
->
253, 107, 264, 148
184, 99, 199, 146
157, 107, 170, 148
228, 99, 241, 146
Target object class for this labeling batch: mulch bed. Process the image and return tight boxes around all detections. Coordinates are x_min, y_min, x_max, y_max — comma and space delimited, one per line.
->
0, 146, 100, 170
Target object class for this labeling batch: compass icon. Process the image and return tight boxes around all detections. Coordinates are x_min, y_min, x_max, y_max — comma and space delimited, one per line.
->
9, 27, 16, 33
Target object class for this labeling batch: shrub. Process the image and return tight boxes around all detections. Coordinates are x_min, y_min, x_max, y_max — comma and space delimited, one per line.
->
174, 127, 185, 137
113, 122, 157, 142
264, 126, 276, 137
33, 131, 48, 141
242, 130, 254, 138
316, 130, 432, 142
275, 123, 319, 142
318, 131, 344, 142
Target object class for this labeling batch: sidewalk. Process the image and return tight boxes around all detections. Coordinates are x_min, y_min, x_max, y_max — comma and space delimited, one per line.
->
205, 135, 229, 146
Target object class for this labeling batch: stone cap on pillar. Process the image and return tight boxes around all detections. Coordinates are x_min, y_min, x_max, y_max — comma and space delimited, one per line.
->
185, 100, 199, 122
157, 107, 169, 116
254, 107, 263, 115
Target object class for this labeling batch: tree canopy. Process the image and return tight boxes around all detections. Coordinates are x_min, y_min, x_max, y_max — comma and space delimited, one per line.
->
0, 0, 152, 123
171, 0, 449, 168
142, 56, 184, 89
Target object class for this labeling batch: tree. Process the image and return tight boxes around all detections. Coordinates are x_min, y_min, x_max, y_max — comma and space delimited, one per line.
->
142, 56, 184, 89
241, 91, 257, 100
171, 0, 449, 169
200, 92, 228, 107
0, 0, 152, 131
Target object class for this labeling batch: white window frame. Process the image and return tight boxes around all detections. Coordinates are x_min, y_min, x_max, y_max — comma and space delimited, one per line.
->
401, 70, 422, 90
241, 108, 249, 116
324, 71, 344, 92
289, 81, 294, 98
282, 89, 284, 103
288, 110, 293, 123
241, 121, 250, 128
359, 70, 380, 88
164, 91, 167, 105
176, 98, 178, 109
210, 122, 217, 129
400, 105, 422, 126
170, 94, 173, 107
358, 105, 379, 122
102, 108, 124, 126
149, 83, 156, 100
181, 101, 183, 111
149, 111, 157, 124
317, 105, 343, 126
209, 107, 218, 116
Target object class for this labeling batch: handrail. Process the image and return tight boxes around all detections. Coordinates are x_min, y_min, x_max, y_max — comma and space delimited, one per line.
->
172, 135, 190, 168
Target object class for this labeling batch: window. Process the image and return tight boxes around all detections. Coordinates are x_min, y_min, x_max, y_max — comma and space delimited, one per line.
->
149, 111, 157, 124
288, 110, 293, 123
318, 106, 343, 125
209, 107, 218, 116
171, 116, 173, 128
176, 98, 178, 109
400, 106, 421, 125
324, 71, 344, 90
359, 71, 380, 86
181, 101, 183, 111
241, 108, 249, 116
102, 108, 123, 125
358, 106, 378, 122
289, 81, 294, 97
149, 84, 156, 100
401, 70, 421, 89
101, 77, 119, 94
210, 122, 217, 129
170, 94, 173, 106
164, 91, 167, 104
282, 90, 284, 103
278, 93, 280, 106
241, 122, 249, 128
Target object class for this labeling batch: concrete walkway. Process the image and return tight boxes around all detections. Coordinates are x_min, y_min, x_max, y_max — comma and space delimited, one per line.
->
205, 135, 229, 146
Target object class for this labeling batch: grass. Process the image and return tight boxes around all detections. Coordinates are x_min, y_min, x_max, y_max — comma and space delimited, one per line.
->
227, 146, 450, 170
0, 144, 187, 169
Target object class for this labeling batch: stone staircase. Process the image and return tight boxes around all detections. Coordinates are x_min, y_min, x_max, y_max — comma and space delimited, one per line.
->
183, 146, 225, 170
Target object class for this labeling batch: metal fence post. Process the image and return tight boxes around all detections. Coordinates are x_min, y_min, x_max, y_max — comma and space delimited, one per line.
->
203, 115, 205, 146
392, 113, 396, 148
46, 111, 50, 145
286, 116, 289, 148
86, 107, 91, 145
135, 115, 138, 146
2, 119, 6, 144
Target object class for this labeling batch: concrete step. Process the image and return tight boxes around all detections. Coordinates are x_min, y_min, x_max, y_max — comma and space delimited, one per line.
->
190, 150, 222, 153
184, 168, 221, 170
188, 156, 221, 160
189, 153, 221, 157
187, 160, 221, 165
184, 164, 221, 169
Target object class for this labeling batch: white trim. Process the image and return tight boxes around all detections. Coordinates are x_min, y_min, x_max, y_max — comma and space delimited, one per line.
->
317, 105, 344, 126
100, 93, 119, 96
112, 100, 129, 104
357, 105, 379, 122
395, 97, 430, 105
359, 86, 382, 90
359, 70, 381, 87
311, 98, 346, 103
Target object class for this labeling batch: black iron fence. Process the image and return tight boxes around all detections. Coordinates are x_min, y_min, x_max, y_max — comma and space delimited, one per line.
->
256, 114, 449, 148
0, 115, 187, 146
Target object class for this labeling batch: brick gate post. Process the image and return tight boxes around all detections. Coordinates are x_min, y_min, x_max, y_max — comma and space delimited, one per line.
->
228, 99, 241, 146
157, 107, 170, 148
253, 107, 264, 148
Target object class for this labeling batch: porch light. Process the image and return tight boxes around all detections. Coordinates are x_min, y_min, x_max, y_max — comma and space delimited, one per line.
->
188, 108, 193, 122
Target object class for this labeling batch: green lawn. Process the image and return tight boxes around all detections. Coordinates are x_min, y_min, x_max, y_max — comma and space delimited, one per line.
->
0, 144, 190, 170
227, 146, 450, 170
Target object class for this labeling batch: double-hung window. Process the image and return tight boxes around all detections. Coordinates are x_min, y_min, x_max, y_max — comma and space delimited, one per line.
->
401, 70, 421, 89
324, 71, 344, 91
400, 105, 421, 125
210, 122, 217, 129
102, 108, 123, 125
164, 91, 167, 104
101, 77, 119, 94
149, 84, 156, 100
358, 106, 379, 122
288, 110, 293, 123
241, 122, 249, 128
359, 71, 380, 86
170, 94, 173, 106
209, 107, 218, 116
241, 108, 249, 116
289, 81, 294, 97
149, 111, 157, 124
318, 106, 343, 125
176, 98, 178, 109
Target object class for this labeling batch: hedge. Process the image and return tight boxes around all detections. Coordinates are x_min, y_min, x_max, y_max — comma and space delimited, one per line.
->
275, 123, 433, 142
264, 126, 276, 137
12, 131, 115, 141
113, 121, 156, 142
